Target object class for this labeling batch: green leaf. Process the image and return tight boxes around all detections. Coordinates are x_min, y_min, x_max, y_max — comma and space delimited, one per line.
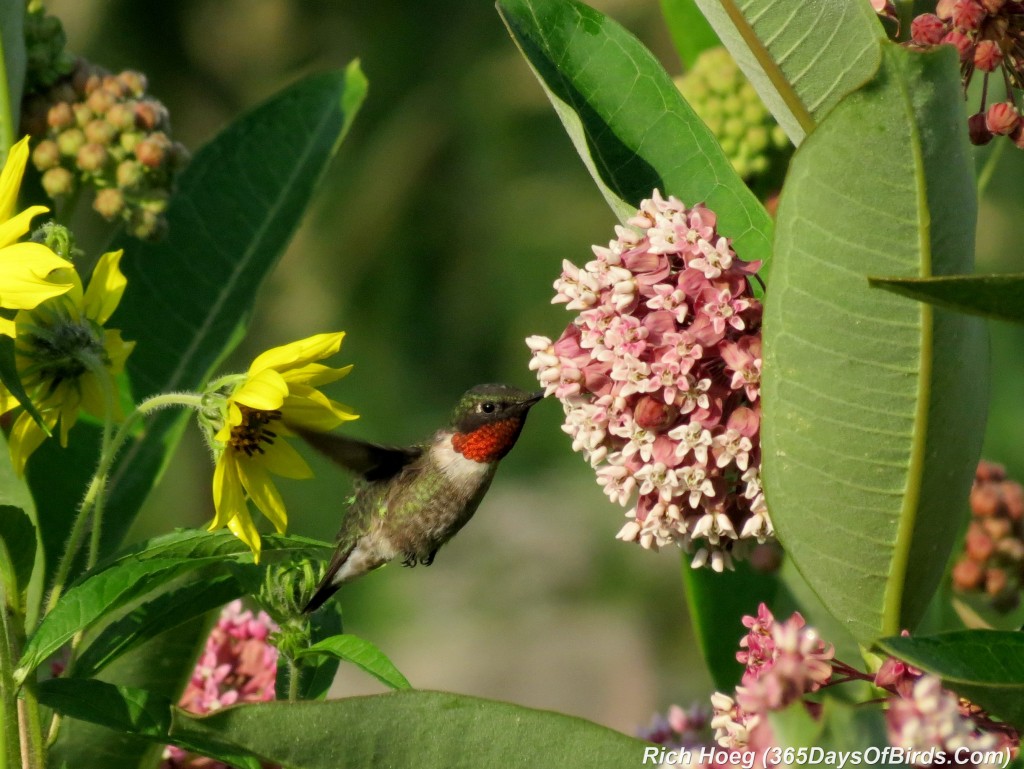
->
659, 0, 720, 69
16, 557, 221, 682
691, 0, 884, 145
497, 0, 773, 269
869, 273, 1024, 324
20, 531, 326, 680
0, 431, 43, 627
681, 556, 778, 690
0, 336, 48, 435
73, 572, 243, 679
38, 679, 261, 769
0, 505, 35, 609
102, 529, 330, 568
761, 45, 988, 645
297, 634, 411, 691
290, 600, 344, 701
27, 62, 368, 587
172, 691, 650, 769
875, 630, 1024, 731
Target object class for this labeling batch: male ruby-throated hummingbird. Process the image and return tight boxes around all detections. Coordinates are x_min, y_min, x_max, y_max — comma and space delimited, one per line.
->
300, 384, 544, 613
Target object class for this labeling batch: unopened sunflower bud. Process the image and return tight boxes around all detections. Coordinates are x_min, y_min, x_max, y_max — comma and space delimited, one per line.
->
41, 166, 74, 196
93, 188, 125, 219
31, 139, 61, 171
30, 221, 75, 261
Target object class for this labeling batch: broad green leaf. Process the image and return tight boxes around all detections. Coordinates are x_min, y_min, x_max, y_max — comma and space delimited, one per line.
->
681, 556, 778, 690
497, 0, 773, 269
660, 0, 720, 69
39, 679, 261, 769
0, 0, 25, 149
761, 45, 987, 644
27, 63, 368, 586
692, 0, 883, 145
172, 691, 650, 769
297, 634, 411, 691
0, 505, 35, 609
0, 431, 43, 626
102, 529, 330, 568
869, 273, 1024, 324
16, 557, 222, 681
20, 531, 327, 680
73, 572, 242, 679
876, 630, 1024, 731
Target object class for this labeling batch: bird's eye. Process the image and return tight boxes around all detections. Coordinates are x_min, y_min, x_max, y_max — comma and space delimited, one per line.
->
480, 402, 496, 414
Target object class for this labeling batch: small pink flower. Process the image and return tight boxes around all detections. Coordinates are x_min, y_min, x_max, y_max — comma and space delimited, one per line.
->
942, 29, 974, 62
986, 101, 1020, 135
951, 0, 986, 30
975, 39, 1004, 73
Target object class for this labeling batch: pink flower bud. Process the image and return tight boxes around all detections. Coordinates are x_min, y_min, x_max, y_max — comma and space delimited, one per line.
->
942, 29, 974, 62
951, 0, 985, 30
911, 14, 947, 45
936, 0, 956, 18
985, 101, 1020, 135
974, 39, 1003, 72
981, 0, 1006, 11
968, 112, 994, 145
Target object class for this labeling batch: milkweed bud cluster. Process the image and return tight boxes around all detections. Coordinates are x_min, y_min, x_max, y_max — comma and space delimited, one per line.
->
675, 48, 790, 187
20, 17, 189, 240
952, 460, 1024, 610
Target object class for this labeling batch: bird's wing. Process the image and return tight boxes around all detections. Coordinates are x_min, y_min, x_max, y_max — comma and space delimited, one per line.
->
294, 429, 422, 482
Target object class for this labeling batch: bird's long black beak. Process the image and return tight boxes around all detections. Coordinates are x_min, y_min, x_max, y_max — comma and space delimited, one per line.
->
527, 389, 545, 406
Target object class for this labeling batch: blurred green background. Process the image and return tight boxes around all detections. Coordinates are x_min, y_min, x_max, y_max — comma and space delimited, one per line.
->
45, 0, 1024, 733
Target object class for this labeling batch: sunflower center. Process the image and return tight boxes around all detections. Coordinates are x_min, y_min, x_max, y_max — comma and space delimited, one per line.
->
21, 315, 108, 392
229, 405, 282, 457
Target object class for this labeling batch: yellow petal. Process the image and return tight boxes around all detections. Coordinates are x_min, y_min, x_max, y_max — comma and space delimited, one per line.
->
0, 205, 51, 250
0, 242, 73, 309
0, 382, 17, 414
103, 330, 135, 375
232, 368, 288, 412
279, 362, 353, 387
58, 390, 80, 446
257, 435, 312, 479
236, 459, 288, 534
248, 332, 345, 376
83, 250, 127, 324
8, 409, 56, 476
282, 385, 359, 431
210, 451, 245, 530
227, 513, 262, 563
0, 138, 32, 223
0, 316, 14, 337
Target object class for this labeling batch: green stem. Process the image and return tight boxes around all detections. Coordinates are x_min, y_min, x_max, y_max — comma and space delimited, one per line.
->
44, 391, 205, 616
287, 657, 300, 702
86, 363, 118, 572
18, 680, 43, 769
0, 8, 15, 156
976, 140, 1005, 199
0, 588, 22, 769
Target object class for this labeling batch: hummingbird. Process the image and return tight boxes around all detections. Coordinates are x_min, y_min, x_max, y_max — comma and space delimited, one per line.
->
300, 383, 544, 613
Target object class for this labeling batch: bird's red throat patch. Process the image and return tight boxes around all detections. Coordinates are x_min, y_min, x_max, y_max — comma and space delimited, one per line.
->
452, 419, 522, 463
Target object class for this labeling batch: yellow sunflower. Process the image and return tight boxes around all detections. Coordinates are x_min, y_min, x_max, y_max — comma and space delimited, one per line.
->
205, 332, 358, 561
0, 136, 73, 335
0, 249, 134, 474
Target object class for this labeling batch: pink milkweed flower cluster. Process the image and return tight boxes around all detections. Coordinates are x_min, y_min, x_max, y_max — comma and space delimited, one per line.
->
161, 600, 279, 769
527, 191, 769, 571
710, 604, 833, 749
